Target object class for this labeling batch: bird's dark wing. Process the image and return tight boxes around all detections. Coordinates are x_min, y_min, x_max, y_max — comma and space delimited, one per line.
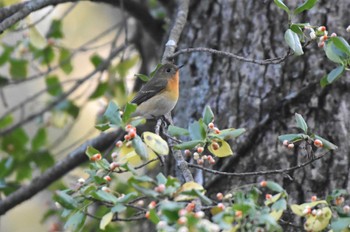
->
131, 77, 168, 105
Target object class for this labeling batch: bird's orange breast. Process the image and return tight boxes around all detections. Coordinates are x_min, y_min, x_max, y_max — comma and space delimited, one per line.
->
165, 71, 179, 100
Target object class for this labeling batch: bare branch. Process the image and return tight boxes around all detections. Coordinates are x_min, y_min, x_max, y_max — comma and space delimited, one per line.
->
169, 47, 291, 65
188, 151, 328, 177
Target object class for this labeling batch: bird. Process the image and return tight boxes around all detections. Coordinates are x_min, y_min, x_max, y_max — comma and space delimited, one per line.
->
131, 63, 180, 119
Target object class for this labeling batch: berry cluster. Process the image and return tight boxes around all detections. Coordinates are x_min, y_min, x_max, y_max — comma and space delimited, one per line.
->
185, 147, 216, 165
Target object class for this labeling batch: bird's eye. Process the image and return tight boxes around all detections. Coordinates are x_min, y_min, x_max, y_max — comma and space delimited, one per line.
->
166, 68, 171, 73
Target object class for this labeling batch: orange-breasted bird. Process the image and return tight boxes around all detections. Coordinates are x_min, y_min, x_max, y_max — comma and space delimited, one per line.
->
131, 63, 180, 119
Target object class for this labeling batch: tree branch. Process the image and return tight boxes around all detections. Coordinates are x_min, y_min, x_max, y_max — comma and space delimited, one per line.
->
0, 131, 118, 215
0, 0, 165, 43
188, 151, 328, 177
169, 47, 291, 65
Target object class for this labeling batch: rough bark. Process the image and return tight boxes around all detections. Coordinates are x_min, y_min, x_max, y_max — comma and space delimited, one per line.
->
173, 0, 350, 224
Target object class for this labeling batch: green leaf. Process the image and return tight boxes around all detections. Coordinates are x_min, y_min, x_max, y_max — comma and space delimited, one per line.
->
104, 101, 122, 127
9, 59, 27, 80
156, 173, 167, 185
324, 39, 350, 64
0, 45, 14, 66
168, 125, 189, 137
32, 151, 55, 172
266, 181, 284, 193
0, 75, 9, 86
135, 74, 150, 82
64, 210, 86, 232
212, 128, 246, 140
331, 217, 350, 231
55, 100, 80, 118
40, 46, 55, 65
91, 190, 118, 204
278, 133, 307, 143
1, 127, 29, 158
32, 127, 47, 151
89, 82, 108, 99
314, 135, 338, 150
114, 56, 138, 78
142, 132, 169, 155
59, 48, 73, 74
173, 140, 204, 150
290, 24, 303, 35
294, 0, 318, 15
202, 105, 214, 125
273, 0, 290, 14
149, 208, 160, 224
284, 29, 304, 56
320, 65, 345, 87
46, 75, 63, 96
111, 204, 127, 213
272, 199, 287, 211
90, 54, 104, 68
132, 135, 149, 161
331, 37, 350, 56
54, 191, 78, 209
188, 120, 206, 140
295, 113, 308, 133
16, 161, 32, 181
0, 157, 14, 178
47, 20, 64, 39
95, 123, 110, 131
123, 102, 137, 122
131, 183, 158, 198
100, 211, 113, 230
0, 114, 13, 129
85, 146, 101, 159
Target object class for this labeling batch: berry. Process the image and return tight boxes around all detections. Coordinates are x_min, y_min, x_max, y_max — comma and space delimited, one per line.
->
186, 202, 195, 212
125, 124, 133, 131
129, 130, 136, 139
343, 205, 350, 213
115, 141, 123, 148
217, 203, 225, 210
197, 158, 204, 165
124, 134, 131, 141
208, 122, 215, 129
102, 186, 110, 192
110, 162, 120, 171
202, 155, 208, 160
283, 140, 289, 146
318, 26, 326, 32
177, 216, 187, 225
303, 206, 311, 215
311, 209, 317, 216
197, 146, 204, 153
335, 196, 345, 206
184, 149, 191, 156
148, 201, 157, 209
265, 194, 272, 200
91, 153, 102, 161
214, 128, 221, 134
309, 30, 316, 40
193, 152, 200, 160
287, 143, 294, 149
311, 195, 317, 202
216, 192, 223, 201
208, 157, 216, 165
104, 176, 112, 182
314, 139, 323, 148
260, 181, 267, 187
77, 178, 85, 185
178, 208, 187, 216
331, 32, 337, 37
318, 41, 325, 48
155, 184, 166, 193
195, 211, 205, 218
111, 152, 118, 159
235, 210, 243, 218
136, 200, 144, 207
211, 142, 220, 150
145, 211, 150, 219
347, 25, 350, 33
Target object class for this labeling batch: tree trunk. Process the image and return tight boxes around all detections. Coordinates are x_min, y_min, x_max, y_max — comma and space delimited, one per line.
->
173, 0, 350, 220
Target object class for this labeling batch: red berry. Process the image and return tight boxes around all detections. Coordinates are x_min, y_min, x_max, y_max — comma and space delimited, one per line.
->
129, 130, 136, 139
314, 139, 323, 148
265, 194, 272, 200
184, 149, 191, 156
104, 176, 111, 182
145, 211, 150, 219
217, 203, 225, 210
186, 202, 195, 212
124, 134, 131, 141
155, 184, 166, 193
125, 124, 133, 131
287, 143, 294, 149
177, 216, 187, 225
260, 181, 267, 187
148, 201, 157, 209
216, 192, 223, 201
235, 210, 242, 218
214, 128, 221, 134
115, 140, 123, 147
197, 146, 204, 153
91, 153, 102, 161
109, 162, 120, 171
318, 26, 326, 31
311, 195, 317, 202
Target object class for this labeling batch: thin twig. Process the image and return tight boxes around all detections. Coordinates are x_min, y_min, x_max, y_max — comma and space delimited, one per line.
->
188, 151, 328, 177
113, 158, 159, 174
169, 47, 291, 65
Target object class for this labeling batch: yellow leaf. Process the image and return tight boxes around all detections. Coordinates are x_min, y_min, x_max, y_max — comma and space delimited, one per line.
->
208, 140, 233, 157
118, 145, 157, 168
2, 0, 21, 6
291, 200, 328, 217
100, 211, 113, 230
29, 26, 47, 49
174, 181, 204, 201
304, 207, 332, 232
210, 206, 224, 215
142, 132, 169, 155
270, 210, 283, 221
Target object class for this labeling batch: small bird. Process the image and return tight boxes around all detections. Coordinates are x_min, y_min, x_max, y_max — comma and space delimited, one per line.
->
131, 63, 180, 119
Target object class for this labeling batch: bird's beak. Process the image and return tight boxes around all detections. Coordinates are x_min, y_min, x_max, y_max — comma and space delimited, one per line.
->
178, 64, 185, 69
